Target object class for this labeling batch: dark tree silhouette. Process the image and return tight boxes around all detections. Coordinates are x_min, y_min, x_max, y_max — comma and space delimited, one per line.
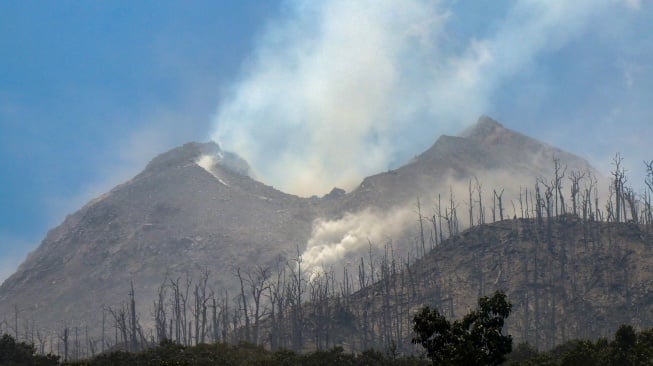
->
0, 333, 59, 365
413, 292, 512, 366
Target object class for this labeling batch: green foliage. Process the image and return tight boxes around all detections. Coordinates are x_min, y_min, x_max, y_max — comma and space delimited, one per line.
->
503, 324, 653, 366
0, 333, 59, 366
505, 342, 539, 364
559, 340, 601, 366
55, 321, 653, 365
61, 339, 430, 366
412, 291, 512, 365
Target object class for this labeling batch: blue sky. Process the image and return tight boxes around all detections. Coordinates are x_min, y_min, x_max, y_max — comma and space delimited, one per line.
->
1, 0, 652, 282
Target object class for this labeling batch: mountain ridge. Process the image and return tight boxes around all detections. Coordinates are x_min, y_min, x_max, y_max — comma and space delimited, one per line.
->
0, 116, 608, 350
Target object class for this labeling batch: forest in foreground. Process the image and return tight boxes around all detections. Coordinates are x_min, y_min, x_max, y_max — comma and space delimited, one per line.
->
4, 292, 653, 365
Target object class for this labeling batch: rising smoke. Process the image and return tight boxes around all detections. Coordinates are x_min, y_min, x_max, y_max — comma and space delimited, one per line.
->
301, 207, 414, 273
212, 0, 459, 196
211, 0, 630, 197
210, 0, 637, 274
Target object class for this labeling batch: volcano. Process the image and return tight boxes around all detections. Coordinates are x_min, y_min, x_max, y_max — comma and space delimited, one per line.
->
0, 116, 604, 350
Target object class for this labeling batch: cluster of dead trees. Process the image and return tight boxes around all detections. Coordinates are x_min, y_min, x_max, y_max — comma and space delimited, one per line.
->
419, 156, 653, 249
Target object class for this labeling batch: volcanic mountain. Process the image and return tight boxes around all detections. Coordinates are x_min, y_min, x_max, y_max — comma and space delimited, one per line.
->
0, 116, 604, 345
336, 116, 598, 213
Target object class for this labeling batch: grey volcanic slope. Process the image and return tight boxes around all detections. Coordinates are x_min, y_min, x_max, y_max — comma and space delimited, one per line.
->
335, 116, 600, 213
340, 218, 653, 351
0, 142, 319, 333
0, 116, 604, 338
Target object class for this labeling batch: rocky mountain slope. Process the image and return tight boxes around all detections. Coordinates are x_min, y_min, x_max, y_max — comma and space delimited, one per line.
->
0, 116, 606, 347
336, 217, 653, 352
0, 142, 320, 336
303, 116, 604, 272
337, 116, 599, 213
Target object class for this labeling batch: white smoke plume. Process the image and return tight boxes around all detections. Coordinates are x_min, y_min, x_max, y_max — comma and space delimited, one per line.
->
196, 155, 230, 186
300, 160, 606, 274
211, 0, 631, 197
302, 207, 414, 273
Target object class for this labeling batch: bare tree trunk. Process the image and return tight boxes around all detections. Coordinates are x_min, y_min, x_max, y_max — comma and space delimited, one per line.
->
612, 153, 625, 222
438, 194, 444, 243
417, 197, 426, 257
553, 158, 567, 216
248, 265, 271, 345
236, 267, 251, 343
645, 161, 653, 230
129, 281, 138, 351
61, 327, 69, 363
494, 189, 505, 221
569, 171, 584, 217
468, 179, 474, 227
476, 178, 484, 225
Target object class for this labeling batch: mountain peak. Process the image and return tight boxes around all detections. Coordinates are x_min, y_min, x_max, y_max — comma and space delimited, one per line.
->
459, 115, 504, 141
144, 141, 220, 172
144, 141, 252, 177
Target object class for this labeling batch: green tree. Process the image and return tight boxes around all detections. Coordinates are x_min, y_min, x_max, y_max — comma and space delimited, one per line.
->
412, 292, 512, 366
610, 325, 637, 366
0, 333, 59, 366
560, 340, 600, 366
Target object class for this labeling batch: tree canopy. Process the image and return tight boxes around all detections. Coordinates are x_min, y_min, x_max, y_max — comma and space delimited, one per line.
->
412, 291, 512, 365
0, 333, 59, 366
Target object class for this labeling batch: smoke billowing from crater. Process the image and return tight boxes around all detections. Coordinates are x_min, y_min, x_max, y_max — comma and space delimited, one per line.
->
211, 0, 456, 196
210, 0, 631, 197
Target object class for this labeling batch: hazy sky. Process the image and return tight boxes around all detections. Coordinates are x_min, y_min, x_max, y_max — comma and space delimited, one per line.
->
1, 1, 651, 283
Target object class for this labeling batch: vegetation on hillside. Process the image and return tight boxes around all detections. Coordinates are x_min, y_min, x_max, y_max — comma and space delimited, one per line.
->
505, 324, 653, 366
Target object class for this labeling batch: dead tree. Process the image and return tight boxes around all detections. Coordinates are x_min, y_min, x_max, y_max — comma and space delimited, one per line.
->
60, 327, 69, 362
129, 281, 138, 351
101, 307, 107, 352
13, 304, 20, 340
446, 187, 459, 237
437, 194, 444, 244
553, 158, 567, 216
535, 182, 544, 225
107, 306, 128, 350
169, 277, 183, 344
607, 186, 616, 222
623, 186, 639, 223
428, 213, 439, 248
266, 259, 288, 350
416, 197, 427, 257
180, 274, 192, 345
220, 290, 230, 343
153, 280, 168, 342
192, 269, 211, 344
287, 250, 305, 351
494, 189, 505, 221
476, 178, 485, 225
569, 171, 585, 217
235, 267, 251, 343
248, 265, 271, 344
519, 187, 525, 219
468, 179, 475, 227
612, 153, 627, 222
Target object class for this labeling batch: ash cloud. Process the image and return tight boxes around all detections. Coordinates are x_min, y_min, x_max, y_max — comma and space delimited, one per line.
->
212, 0, 451, 196
210, 0, 632, 197
210, 0, 640, 276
